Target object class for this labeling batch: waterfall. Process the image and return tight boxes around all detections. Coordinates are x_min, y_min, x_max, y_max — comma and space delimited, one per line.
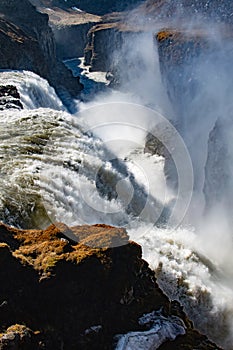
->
0, 70, 64, 110
0, 65, 233, 348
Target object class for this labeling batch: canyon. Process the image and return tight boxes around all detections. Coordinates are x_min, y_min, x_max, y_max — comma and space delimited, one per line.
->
0, 0, 233, 349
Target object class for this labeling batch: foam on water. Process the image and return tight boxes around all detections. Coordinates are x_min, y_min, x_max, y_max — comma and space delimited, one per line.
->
0, 70, 64, 110
0, 68, 232, 348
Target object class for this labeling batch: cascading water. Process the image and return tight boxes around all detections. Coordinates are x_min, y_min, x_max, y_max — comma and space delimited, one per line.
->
0, 70, 64, 110
1, 25, 233, 348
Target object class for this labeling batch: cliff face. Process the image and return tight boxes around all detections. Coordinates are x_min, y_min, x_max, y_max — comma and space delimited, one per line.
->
0, 0, 83, 101
84, 22, 125, 72
0, 222, 221, 349
84, 17, 143, 90
155, 28, 233, 209
29, 3, 101, 61
156, 30, 214, 127
82, 0, 233, 79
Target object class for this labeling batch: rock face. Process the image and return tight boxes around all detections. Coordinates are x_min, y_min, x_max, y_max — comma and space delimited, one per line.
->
30, 3, 101, 60
155, 29, 214, 127
0, 222, 221, 349
155, 28, 233, 208
83, 0, 233, 79
0, 0, 83, 102
0, 86, 23, 110
53, 22, 99, 60
84, 17, 143, 90
84, 21, 126, 72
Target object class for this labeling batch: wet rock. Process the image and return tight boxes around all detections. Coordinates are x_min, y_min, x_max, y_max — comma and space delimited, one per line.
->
0, 86, 23, 110
155, 28, 233, 206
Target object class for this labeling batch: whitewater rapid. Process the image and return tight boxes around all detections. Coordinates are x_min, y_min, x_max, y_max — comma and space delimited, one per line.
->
0, 69, 232, 348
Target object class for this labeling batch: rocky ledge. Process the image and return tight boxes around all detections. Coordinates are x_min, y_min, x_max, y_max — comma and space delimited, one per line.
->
0, 222, 221, 349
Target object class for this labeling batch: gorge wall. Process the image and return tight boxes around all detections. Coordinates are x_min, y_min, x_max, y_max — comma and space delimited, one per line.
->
0, 0, 83, 101
155, 28, 233, 212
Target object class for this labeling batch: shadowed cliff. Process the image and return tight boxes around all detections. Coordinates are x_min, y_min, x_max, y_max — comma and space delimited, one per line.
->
0, 0, 83, 102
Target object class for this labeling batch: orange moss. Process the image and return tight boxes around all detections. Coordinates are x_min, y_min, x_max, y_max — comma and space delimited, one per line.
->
0, 222, 129, 275
156, 30, 176, 42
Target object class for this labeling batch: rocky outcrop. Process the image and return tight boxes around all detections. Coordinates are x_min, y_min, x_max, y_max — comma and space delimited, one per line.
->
155, 28, 233, 205
84, 18, 143, 89
0, 222, 221, 349
84, 22, 123, 72
155, 29, 215, 127
0, 0, 83, 103
0, 86, 23, 110
204, 120, 233, 211
30, 4, 101, 60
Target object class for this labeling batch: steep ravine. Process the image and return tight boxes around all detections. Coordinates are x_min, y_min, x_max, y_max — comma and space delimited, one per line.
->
0, 0, 83, 103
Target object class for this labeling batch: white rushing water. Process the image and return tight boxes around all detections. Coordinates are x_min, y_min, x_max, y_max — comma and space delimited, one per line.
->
0, 50, 233, 349
0, 70, 64, 110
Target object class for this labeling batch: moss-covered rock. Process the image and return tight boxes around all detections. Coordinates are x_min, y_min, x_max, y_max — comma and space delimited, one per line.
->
0, 222, 222, 349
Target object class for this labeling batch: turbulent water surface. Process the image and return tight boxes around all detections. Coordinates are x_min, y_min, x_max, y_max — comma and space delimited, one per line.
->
1, 38, 233, 348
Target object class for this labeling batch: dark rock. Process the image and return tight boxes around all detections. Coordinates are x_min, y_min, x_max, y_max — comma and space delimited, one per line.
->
84, 20, 143, 89
155, 29, 215, 127
30, 4, 101, 61
204, 120, 233, 211
0, 0, 83, 104
0, 86, 23, 110
0, 325, 39, 350
0, 222, 221, 349
53, 22, 99, 60
144, 123, 178, 189
155, 28, 233, 206
84, 23, 123, 71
